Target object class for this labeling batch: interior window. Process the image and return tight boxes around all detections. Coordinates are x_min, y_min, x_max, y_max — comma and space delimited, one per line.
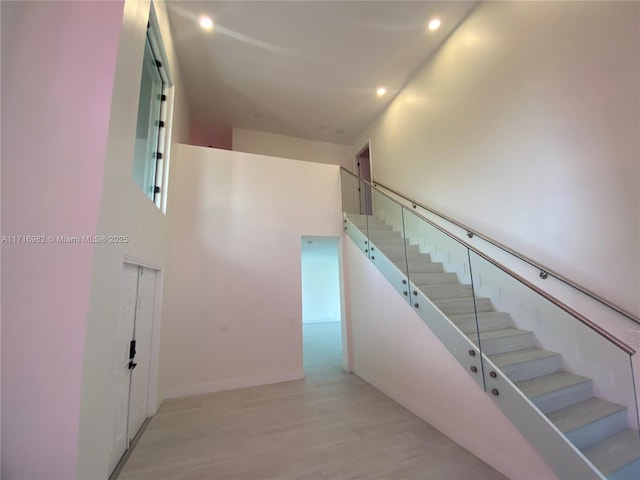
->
132, 34, 164, 203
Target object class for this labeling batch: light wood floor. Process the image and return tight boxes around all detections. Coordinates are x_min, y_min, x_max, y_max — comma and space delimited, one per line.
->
118, 322, 508, 479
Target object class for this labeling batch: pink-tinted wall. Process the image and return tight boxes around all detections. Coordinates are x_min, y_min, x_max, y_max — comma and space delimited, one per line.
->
189, 122, 232, 150
1, 1, 124, 477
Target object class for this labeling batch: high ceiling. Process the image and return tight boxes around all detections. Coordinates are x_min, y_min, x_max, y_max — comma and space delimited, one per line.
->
167, 1, 477, 144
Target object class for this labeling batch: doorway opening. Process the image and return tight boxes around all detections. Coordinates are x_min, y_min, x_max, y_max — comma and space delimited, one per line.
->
301, 236, 343, 373
355, 142, 372, 215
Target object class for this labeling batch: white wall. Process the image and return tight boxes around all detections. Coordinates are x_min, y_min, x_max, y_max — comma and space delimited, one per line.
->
159, 145, 343, 398
190, 122, 232, 150
345, 239, 558, 480
302, 239, 341, 324
354, 1, 640, 318
1, 2, 125, 478
233, 128, 353, 170
74, 0, 190, 478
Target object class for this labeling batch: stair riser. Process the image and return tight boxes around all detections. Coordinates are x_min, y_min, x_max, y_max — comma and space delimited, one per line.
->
382, 251, 432, 262
376, 248, 427, 260
371, 240, 415, 248
475, 332, 536, 355
364, 226, 396, 233
531, 381, 594, 414
363, 227, 398, 233
500, 355, 563, 382
453, 315, 512, 334
567, 410, 629, 450
348, 216, 388, 226
422, 285, 473, 301
436, 298, 493, 315
410, 273, 458, 285
349, 222, 391, 230
392, 261, 443, 273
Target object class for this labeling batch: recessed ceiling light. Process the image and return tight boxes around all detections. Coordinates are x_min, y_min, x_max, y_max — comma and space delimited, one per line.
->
428, 18, 441, 31
198, 16, 214, 31
377, 87, 387, 96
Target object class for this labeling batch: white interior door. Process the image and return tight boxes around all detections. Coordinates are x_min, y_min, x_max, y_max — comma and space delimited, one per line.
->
128, 267, 156, 440
108, 263, 138, 474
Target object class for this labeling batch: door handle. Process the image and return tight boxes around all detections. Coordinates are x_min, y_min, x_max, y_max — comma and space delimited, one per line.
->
128, 361, 138, 370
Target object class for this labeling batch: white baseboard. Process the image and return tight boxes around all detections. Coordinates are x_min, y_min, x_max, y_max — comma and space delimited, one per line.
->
303, 318, 340, 324
163, 370, 305, 399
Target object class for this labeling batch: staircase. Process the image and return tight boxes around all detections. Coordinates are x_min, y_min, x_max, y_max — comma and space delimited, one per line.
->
348, 214, 640, 480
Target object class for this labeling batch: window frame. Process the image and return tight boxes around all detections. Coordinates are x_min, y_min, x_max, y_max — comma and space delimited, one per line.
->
135, 4, 175, 214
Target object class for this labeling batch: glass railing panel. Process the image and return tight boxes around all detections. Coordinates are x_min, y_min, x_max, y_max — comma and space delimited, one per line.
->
365, 188, 410, 303
340, 168, 360, 216
341, 170, 369, 257
401, 206, 485, 389
339, 170, 640, 478
469, 250, 640, 479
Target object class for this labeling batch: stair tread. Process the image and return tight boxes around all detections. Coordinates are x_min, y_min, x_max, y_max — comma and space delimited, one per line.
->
409, 273, 459, 285
367, 231, 399, 236
582, 429, 640, 476
435, 297, 490, 305
516, 372, 591, 399
448, 311, 511, 321
410, 273, 457, 278
395, 263, 441, 271
388, 253, 431, 259
490, 348, 560, 368
423, 284, 471, 291
375, 244, 417, 251
351, 223, 394, 230
449, 311, 513, 334
476, 327, 531, 340
453, 315, 513, 335
546, 397, 626, 434
372, 240, 411, 245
